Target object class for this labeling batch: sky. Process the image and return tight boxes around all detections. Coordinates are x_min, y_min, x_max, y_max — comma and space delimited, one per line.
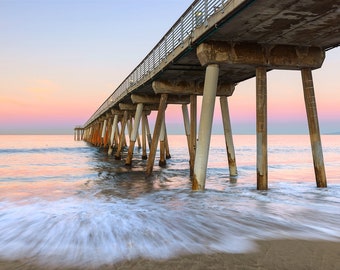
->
1, 0, 339, 135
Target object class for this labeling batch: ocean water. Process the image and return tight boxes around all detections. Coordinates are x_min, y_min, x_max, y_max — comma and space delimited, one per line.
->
0, 134, 340, 268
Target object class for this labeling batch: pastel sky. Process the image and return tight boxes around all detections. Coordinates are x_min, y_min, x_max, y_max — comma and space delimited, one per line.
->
1, 0, 339, 134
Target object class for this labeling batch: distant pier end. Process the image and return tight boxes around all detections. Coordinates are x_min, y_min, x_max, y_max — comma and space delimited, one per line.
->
74, 126, 84, 141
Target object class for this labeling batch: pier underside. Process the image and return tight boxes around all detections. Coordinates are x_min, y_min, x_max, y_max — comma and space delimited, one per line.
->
80, 0, 340, 190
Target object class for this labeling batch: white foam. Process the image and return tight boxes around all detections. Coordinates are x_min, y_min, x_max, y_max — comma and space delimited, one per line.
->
1, 186, 339, 268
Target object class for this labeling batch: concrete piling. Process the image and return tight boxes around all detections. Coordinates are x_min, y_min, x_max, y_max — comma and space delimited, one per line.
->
190, 95, 197, 177
256, 66, 268, 190
301, 68, 327, 188
146, 94, 168, 176
182, 104, 191, 162
79, 36, 331, 192
126, 103, 144, 166
108, 115, 119, 155
220, 96, 237, 177
159, 118, 166, 167
192, 64, 219, 190
115, 111, 128, 160
141, 113, 148, 160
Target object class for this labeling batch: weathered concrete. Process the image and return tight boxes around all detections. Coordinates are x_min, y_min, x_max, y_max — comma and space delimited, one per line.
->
131, 94, 190, 105
190, 95, 197, 177
80, 0, 339, 191
159, 119, 166, 167
220, 96, 237, 177
108, 115, 119, 155
256, 66, 268, 190
192, 64, 219, 191
197, 42, 325, 69
125, 103, 144, 166
153, 80, 235, 96
146, 94, 168, 176
301, 68, 327, 187
115, 111, 128, 160
141, 113, 148, 160
182, 104, 191, 167
74, 127, 84, 141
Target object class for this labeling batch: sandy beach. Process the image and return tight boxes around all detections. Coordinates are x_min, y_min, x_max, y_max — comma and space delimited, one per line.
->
1, 239, 339, 270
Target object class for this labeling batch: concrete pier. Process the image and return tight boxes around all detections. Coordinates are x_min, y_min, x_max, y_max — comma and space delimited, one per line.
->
79, 0, 338, 191
74, 127, 84, 141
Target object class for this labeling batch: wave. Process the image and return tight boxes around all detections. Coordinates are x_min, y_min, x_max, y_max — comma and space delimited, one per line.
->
0, 185, 339, 268
0, 146, 90, 155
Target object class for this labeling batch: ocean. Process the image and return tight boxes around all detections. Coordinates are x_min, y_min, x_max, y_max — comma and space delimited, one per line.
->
0, 134, 340, 268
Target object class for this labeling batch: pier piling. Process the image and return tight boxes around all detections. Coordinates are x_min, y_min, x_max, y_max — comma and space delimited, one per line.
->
159, 118, 166, 167
78, 0, 338, 191
256, 66, 268, 190
108, 115, 119, 155
192, 64, 219, 190
301, 68, 327, 188
115, 111, 128, 160
220, 96, 237, 177
146, 94, 168, 176
141, 113, 148, 160
126, 103, 144, 166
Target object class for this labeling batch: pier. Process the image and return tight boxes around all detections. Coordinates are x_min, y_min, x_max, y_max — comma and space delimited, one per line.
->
77, 0, 340, 190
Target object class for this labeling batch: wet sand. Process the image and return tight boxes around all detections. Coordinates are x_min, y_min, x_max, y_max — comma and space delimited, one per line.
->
1, 239, 339, 270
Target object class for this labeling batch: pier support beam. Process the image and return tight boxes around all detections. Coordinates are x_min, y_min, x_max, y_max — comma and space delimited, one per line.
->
115, 111, 128, 160
104, 117, 112, 148
141, 113, 148, 160
108, 115, 119, 155
164, 125, 171, 159
256, 67, 268, 190
182, 101, 196, 176
126, 103, 144, 165
101, 119, 107, 146
192, 64, 219, 190
301, 68, 327, 188
182, 104, 192, 165
190, 95, 197, 176
95, 121, 102, 146
146, 94, 168, 176
220, 96, 237, 177
159, 119, 166, 167
144, 115, 152, 149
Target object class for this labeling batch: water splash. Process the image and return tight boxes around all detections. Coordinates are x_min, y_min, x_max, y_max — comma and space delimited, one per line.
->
1, 185, 339, 268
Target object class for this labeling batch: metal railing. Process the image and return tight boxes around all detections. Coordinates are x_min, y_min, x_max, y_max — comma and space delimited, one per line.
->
84, 0, 229, 127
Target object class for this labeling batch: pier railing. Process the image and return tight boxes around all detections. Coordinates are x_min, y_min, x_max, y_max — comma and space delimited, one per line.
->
84, 0, 227, 127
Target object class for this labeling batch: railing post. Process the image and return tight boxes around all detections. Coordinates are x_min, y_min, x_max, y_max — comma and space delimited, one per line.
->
204, 0, 208, 26
180, 17, 184, 45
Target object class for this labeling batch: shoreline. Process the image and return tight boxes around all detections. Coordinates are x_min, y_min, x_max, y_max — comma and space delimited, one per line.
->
1, 239, 339, 270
